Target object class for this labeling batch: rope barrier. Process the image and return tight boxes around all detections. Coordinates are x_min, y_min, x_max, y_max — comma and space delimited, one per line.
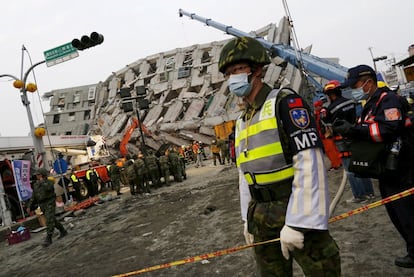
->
112, 186, 414, 277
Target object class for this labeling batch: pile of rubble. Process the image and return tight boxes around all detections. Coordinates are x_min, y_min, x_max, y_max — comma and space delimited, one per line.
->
89, 17, 309, 156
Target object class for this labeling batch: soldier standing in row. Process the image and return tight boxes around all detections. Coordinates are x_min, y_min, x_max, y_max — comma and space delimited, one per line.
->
159, 151, 171, 186
167, 149, 185, 182
27, 168, 67, 247
134, 154, 150, 193
108, 159, 122, 195
145, 151, 161, 189
125, 159, 138, 195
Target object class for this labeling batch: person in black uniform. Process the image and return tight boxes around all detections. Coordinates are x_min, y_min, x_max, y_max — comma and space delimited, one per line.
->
323, 80, 375, 203
335, 64, 414, 268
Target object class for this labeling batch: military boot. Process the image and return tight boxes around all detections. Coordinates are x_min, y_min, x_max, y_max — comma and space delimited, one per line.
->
42, 235, 52, 247
58, 229, 68, 239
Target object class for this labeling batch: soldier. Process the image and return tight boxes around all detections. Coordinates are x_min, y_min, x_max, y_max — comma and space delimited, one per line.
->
219, 36, 340, 275
144, 151, 161, 189
159, 150, 171, 186
167, 149, 185, 182
125, 159, 137, 195
134, 154, 150, 193
27, 168, 67, 247
108, 159, 122, 195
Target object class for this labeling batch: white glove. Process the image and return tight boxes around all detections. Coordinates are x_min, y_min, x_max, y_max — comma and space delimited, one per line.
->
243, 221, 254, 245
280, 225, 304, 260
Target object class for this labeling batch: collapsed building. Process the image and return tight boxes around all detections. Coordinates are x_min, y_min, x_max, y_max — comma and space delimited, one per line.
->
86, 16, 330, 158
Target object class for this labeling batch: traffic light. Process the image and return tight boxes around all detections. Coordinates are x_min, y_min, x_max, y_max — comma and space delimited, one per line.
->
71, 32, 104, 51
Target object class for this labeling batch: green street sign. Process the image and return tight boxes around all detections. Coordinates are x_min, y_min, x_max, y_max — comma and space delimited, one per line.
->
43, 42, 79, 67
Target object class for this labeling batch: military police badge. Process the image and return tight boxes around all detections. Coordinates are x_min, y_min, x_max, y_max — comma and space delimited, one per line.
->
289, 108, 310, 129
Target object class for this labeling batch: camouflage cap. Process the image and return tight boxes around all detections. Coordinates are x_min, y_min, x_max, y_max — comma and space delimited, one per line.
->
35, 168, 49, 177
218, 36, 271, 74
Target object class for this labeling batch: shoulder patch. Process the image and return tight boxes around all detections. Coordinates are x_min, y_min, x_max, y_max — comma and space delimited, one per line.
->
384, 108, 401, 121
289, 108, 310, 128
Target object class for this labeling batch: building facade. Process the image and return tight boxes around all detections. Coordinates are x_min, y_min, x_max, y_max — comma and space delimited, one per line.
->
43, 84, 97, 136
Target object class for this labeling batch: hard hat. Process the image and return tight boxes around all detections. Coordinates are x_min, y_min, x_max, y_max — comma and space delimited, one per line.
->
407, 97, 414, 105
212, 140, 216, 143
323, 80, 341, 93
218, 36, 271, 74
377, 81, 388, 88
35, 168, 49, 177
313, 100, 323, 108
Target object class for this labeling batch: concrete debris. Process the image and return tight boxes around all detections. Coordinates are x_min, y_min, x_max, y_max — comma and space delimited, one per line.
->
87, 17, 328, 157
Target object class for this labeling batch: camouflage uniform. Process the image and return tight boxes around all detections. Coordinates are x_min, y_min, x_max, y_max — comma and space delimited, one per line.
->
28, 169, 67, 247
159, 154, 171, 186
134, 157, 150, 193
108, 163, 121, 195
210, 140, 222, 166
219, 36, 340, 276
218, 139, 230, 164
145, 154, 161, 188
168, 151, 185, 182
126, 160, 137, 195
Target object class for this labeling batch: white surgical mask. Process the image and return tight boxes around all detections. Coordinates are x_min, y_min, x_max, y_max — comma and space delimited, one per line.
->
351, 80, 369, 101
228, 73, 252, 97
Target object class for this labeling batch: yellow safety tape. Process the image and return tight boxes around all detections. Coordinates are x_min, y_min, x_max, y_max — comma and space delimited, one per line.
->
113, 187, 414, 276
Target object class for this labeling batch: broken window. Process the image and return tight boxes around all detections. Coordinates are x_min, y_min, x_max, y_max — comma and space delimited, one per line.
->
68, 112, 75, 121
53, 114, 60, 124
84, 110, 90, 120
148, 61, 157, 75
201, 50, 211, 63
57, 96, 65, 108
178, 67, 191, 79
165, 56, 175, 71
88, 87, 96, 101
183, 52, 193, 67
73, 91, 81, 103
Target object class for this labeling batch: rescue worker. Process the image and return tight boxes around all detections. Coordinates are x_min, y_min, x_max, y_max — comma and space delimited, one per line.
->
27, 168, 67, 247
126, 159, 137, 195
335, 64, 414, 268
108, 159, 122, 195
134, 154, 150, 193
313, 99, 342, 171
192, 141, 204, 168
167, 149, 185, 182
159, 151, 171, 186
219, 36, 340, 276
323, 80, 375, 203
210, 139, 222, 166
220, 138, 230, 164
178, 145, 187, 167
85, 165, 99, 197
70, 169, 82, 201
144, 151, 161, 189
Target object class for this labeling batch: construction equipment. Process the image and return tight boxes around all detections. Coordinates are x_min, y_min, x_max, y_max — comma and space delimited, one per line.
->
119, 117, 153, 157
178, 9, 349, 92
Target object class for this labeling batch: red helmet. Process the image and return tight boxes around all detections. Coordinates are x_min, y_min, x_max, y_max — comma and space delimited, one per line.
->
323, 80, 341, 93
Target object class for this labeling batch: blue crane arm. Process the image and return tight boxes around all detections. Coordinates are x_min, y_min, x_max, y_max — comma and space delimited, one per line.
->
179, 9, 348, 84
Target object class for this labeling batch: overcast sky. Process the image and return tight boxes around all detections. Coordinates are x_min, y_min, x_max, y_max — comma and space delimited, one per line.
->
0, 0, 412, 136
